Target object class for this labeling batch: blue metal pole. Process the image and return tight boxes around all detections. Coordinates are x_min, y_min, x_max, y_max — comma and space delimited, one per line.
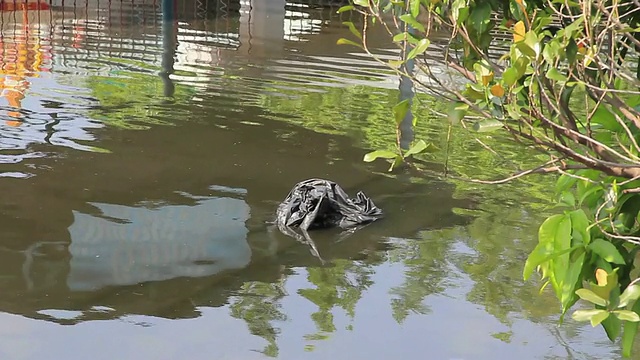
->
162, 0, 174, 22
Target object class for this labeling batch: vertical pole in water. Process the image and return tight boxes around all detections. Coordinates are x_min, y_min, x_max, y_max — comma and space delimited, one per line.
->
160, 0, 177, 97
398, 12, 416, 150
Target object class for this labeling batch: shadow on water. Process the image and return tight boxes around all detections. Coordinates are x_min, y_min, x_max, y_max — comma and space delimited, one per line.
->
0, 0, 625, 359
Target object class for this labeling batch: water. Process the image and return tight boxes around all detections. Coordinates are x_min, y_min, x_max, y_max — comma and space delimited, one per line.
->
0, 0, 625, 359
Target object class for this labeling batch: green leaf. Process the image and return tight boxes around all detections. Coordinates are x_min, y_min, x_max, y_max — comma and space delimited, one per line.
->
569, 209, 590, 245
404, 32, 422, 45
472, 119, 503, 132
592, 105, 619, 131
399, 14, 426, 33
473, 60, 493, 78
388, 59, 405, 68
363, 150, 398, 162
410, 0, 420, 18
566, 39, 578, 64
615, 310, 640, 322
406, 38, 430, 60
516, 42, 537, 58
602, 315, 621, 341
591, 310, 611, 327
576, 288, 607, 307
451, 0, 469, 25
463, 84, 485, 101
560, 17, 585, 39
559, 191, 575, 208
514, 57, 530, 77
523, 244, 582, 281
404, 140, 430, 158
589, 239, 626, 265
556, 174, 578, 194
543, 40, 562, 63
393, 32, 407, 42
393, 99, 410, 126
631, 252, 640, 280
562, 250, 585, 314
620, 285, 640, 308
389, 155, 403, 172
622, 300, 640, 357
469, 1, 491, 34
524, 214, 563, 280
505, 102, 522, 120
382, 0, 393, 12
337, 4, 354, 13
342, 22, 362, 40
447, 101, 468, 124
352, 0, 370, 7
546, 68, 568, 82
524, 31, 541, 57
572, 309, 608, 323
578, 185, 603, 207
336, 38, 363, 49
551, 215, 573, 300
502, 67, 519, 87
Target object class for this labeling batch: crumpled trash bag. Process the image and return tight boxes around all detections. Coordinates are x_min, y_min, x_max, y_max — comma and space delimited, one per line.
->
275, 178, 383, 259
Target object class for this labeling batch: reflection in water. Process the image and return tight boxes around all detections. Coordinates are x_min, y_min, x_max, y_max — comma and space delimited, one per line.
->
0, 1, 624, 359
160, 0, 177, 97
397, 19, 416, 150
0, 3, 52, 125
0, 17, 33, 122
67, 190, 250, 290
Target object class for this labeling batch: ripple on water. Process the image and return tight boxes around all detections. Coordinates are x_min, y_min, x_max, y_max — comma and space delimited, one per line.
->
0, 2, 420, 177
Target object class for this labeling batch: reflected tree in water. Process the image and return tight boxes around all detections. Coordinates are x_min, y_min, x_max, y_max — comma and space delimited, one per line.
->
387, 232, 451, 323
259, 85, 411, 151
86, 72, 197, 130
298, 258, 377, 348
229, 279, 288, 357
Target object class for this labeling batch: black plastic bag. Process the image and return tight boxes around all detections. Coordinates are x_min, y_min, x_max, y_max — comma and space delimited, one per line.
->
275, 178, 383, 258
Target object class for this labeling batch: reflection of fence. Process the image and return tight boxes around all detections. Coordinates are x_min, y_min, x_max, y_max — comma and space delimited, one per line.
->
0, 0, 354, 67
0, 0, 358, 106
0, 1, 239, 163
0, 0, 361, 165
284, 0, 350, 41
0, 0, 246, 70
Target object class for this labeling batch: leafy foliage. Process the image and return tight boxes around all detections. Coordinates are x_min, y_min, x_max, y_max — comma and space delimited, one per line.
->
339, 0, 640, 355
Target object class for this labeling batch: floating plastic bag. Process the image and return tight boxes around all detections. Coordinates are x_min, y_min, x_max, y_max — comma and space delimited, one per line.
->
275, 178, 383, 258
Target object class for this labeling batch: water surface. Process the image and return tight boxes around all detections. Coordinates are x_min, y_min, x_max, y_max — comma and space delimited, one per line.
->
0, 1, 625, 359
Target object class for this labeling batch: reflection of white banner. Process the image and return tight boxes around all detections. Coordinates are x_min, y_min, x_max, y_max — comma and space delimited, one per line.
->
67, 193, 251, 291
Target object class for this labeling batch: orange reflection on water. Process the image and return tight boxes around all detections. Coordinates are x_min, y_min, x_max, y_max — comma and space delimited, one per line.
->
0, 2, 53, 126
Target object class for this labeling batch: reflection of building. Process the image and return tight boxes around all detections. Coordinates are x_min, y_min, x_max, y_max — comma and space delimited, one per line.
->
67, 191, 251, 291
0, 4, 53, 125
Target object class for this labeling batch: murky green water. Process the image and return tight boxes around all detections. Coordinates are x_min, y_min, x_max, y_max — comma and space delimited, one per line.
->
0, 1, 625, 359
